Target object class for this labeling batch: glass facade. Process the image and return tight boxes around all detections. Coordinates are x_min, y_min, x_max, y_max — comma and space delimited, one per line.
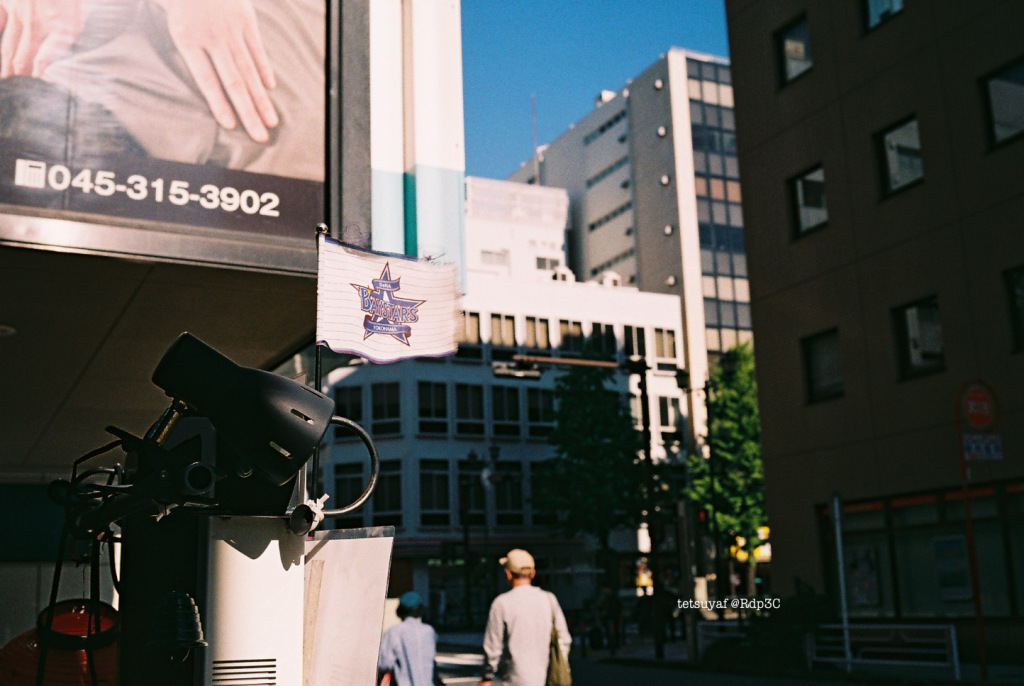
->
821, 483, 1024, 619
689, 57, 751, 354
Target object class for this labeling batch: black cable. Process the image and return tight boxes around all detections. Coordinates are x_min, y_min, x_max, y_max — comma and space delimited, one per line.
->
72, 440, 122, 482
73, 467, 120, 484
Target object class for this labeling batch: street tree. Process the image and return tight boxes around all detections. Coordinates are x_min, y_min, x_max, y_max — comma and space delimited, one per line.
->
684, 343, 765, 595
532, 356, 644, 580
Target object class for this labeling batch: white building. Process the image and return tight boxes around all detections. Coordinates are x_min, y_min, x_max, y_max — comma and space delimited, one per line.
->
320, 177, 696, 625
509, 48, 751, 407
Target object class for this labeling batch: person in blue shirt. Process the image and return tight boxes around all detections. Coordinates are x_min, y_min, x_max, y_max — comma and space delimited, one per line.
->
378, 591, 439, 686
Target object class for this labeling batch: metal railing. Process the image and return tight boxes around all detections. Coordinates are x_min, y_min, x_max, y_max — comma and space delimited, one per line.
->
806, 623, 960, 680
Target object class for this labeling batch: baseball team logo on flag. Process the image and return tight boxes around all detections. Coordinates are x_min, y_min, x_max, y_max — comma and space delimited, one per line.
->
317, 235, 459, 363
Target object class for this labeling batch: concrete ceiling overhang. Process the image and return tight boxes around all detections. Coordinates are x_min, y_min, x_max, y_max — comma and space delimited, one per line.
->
0, 244, 317, 479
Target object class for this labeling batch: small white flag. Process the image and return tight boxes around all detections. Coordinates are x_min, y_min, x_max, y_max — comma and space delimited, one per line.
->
316, 235, 459, 363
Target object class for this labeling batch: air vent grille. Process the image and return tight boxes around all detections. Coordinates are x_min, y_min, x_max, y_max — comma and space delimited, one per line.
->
212, 658, 277, 684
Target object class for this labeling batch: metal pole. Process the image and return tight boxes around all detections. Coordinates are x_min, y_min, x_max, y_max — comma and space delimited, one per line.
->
955, 393, 988, 681
704, 380, 727, 616
311, 225, 330, 503
830, 492, 852, 673
628, 357, 664, 659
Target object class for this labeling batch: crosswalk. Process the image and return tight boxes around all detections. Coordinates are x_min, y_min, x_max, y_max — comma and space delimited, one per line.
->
436, 649, 484, 685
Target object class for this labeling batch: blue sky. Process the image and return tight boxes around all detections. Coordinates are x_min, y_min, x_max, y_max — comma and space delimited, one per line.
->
460, 0, 730, 180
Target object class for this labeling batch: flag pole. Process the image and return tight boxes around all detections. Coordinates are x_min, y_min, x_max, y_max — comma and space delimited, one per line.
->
311, 223, 330, 500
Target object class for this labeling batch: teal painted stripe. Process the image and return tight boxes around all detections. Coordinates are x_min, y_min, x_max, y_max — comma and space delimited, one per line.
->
403, 171, 417, 257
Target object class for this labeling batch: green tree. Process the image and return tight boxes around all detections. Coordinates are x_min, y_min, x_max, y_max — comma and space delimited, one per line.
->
532, 358, 644, 574
684, 343, 765, 594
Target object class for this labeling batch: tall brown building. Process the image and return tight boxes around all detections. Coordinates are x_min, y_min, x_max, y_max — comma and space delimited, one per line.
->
726, 0, 1024, 655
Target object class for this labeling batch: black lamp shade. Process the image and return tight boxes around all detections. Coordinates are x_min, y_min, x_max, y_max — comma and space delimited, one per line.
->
152, 333, 334, 486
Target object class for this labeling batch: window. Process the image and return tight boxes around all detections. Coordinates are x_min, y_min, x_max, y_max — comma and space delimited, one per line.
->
455, 384, 485, 435
526, 388, 556, 438
455, 311, 482, 359
790, 166, 828, 235
371, 382, 401, 435
892, 297, 944, 379
984, 57, 1024, 146
536, 257, 560, 271
777, 16, 812, 83
372, 460, 402, 527
481, 249, 508, 266
559, 320, 583, 355
490, 313, 516, 348
590, 322, 617, 358
492, 386, 521, 437
879, 118, 923, 193
654, 328, 677, 359
624, 325, 646, 358
333, 463, 365, 526
865, 0, 903, 30
420, 459, 450, 526
417, 382, 447, 434
801, 329, 844, 402
658, 396, 683, 444
333, 386, 362, 441
524, 316, 550, 351
1004, 265, 1024, 351
494, 462, 524, 526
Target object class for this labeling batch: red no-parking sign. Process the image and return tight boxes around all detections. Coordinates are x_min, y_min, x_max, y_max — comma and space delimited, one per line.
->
959, 381, 1002, 461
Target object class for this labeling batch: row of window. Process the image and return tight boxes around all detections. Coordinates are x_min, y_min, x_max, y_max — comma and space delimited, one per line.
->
333, 375, 690, 446
802, 268, 1024, 403
803, 296, 943, 402
583, 108, 628, 146
779, 9, 1024, 151
690, 100, 736, 132
789, 57, 1021, 238
588, 247, 636, 278
453, 312, 678, 361
334, 382, 554, 440
687, 57, 731, 85
777, 1, 905, 87
586, 156, 629, 188
587, 200, 633, 232
334, 458, 532, 529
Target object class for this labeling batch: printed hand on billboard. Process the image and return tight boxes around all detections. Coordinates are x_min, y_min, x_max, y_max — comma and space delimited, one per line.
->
0, 0, 84, 78
151, 0, 278, 143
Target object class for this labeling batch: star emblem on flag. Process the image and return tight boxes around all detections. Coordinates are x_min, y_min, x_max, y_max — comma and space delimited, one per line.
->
351, 263, 426, 345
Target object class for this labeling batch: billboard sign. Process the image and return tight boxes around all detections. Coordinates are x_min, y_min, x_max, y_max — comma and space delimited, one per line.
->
0, 0, 325, 238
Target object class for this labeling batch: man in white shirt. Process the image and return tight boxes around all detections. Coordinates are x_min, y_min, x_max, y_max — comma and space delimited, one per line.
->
478, 549, 571, 686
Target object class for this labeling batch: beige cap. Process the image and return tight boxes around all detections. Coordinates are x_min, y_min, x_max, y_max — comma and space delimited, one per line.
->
499, 548, 535, 574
